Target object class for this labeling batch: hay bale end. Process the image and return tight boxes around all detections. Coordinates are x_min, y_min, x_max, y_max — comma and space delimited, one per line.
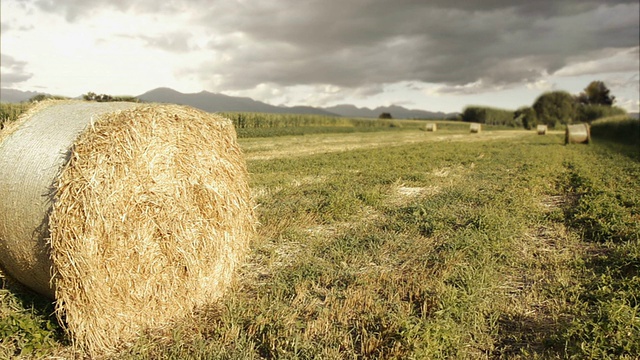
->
565, 123, 591, 144
0, 101, 255, 356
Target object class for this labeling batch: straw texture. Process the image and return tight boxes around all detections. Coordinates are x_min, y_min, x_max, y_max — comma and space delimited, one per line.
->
565, 123, 590, 144
0, 101, 140, 297
537, 124, 548, 135
425, 123, 437, 132
470, 123, 481, 133
0, 101, 255, 356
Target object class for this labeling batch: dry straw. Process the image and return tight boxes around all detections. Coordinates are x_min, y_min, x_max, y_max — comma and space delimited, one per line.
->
0, 101, 255, 356
537, 124, 548, 135
425, 123, 437, 132
565, 123, 590, 144
470, 123, 481, 133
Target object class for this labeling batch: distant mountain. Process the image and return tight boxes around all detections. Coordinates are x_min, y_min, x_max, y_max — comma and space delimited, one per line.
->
0, 88, 46, 103
1, 87, 455, 119
325, 104, 454, 119
137, 88, 455, 119
137, 88, 338, 116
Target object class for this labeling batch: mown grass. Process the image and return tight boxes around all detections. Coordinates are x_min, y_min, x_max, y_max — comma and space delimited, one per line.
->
1, 116, 638, 359
123, 131, 636, 359
221, 111, 498, 138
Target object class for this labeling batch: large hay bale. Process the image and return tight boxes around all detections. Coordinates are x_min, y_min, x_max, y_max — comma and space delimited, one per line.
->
565, 123, 590, 144
425, 123, 437, 132
537, 124, 548, 135
470, 123, 481, 133
0, 101, 255, 356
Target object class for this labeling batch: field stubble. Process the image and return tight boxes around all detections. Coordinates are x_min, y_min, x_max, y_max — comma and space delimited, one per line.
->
241, 129, 533, 160
1, 126, 638, 359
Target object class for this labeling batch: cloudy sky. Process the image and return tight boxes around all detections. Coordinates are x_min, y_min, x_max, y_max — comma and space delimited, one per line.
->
1, 0, 638, 113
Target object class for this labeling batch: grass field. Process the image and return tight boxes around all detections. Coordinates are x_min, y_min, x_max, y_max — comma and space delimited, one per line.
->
1, 116, 639, 358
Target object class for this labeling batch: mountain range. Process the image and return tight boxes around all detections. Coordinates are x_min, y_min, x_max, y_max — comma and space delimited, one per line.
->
1, 87, 456, 119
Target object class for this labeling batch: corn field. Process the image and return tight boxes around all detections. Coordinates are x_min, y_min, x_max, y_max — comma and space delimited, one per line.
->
218, 112, 402, 129
0, 103, 33, 129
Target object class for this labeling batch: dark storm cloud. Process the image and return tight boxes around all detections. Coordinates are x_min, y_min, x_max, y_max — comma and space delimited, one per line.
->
195, 0, 639, 92
33, 0, 640, 93
0, 54, 33, 86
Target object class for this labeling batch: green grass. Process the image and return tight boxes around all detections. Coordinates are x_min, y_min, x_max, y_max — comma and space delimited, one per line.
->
1, 117, 638, 358
590, 115, 640, 146
0, 279, 64, 358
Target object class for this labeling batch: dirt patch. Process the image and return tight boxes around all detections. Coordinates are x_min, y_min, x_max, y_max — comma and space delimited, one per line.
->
290, 175, 327, 187
540, 194, 581, 210
432, 168, 452, 177
397, 185, 440, 198
387, 184, 441, 207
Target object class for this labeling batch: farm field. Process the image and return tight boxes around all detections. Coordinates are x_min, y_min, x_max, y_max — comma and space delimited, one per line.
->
1, 120, 639, 358
240, 129, 539, 160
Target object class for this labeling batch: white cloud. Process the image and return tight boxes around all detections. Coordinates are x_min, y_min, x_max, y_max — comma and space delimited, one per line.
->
426, 80, 506, 96
615, 97, 639, 112
525, 79, 555, 91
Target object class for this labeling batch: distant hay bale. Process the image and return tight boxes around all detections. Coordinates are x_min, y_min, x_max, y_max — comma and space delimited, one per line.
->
470, 123, 481, 133
537, 124, 548, 135
425, 123, 437, 132
0, 101, 255, 356
565, 123, 591, 144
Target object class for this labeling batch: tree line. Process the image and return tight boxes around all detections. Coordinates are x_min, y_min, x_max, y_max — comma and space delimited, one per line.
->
462, 81, 626, 129
27, 92, 139, 103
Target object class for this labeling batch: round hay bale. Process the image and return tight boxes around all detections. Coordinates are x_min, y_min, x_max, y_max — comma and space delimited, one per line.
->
0, 101, 255, 356
565, 123, 590, 144
537, 124, 548, 135
470, 123, 481, 133
425, 122, 437, 132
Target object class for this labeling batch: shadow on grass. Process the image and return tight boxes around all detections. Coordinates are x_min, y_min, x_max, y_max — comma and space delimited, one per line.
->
494, 312, 569, 358
0, 266, 68, 352
1, 265, 54, 311
592, 138, 640, 162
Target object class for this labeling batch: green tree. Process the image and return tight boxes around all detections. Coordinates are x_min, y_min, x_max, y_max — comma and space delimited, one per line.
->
514, 106, 538, 130
28, 94, 69, 102
462, 106, 514, 126
577, 81, 615, 106
82, 92, 138, 103
575, 104, 626, 123
532, 91, 576, 128
379, 112, 392, 119
83, 92, 97, 101
461, 106, 485, 123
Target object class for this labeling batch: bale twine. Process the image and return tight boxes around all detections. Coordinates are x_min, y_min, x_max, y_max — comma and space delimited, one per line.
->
0, 101, 255, 356
537, 124, 548, 135
470, 123, 481, 133
565, 123, 590, 144
425, 123, 437, 132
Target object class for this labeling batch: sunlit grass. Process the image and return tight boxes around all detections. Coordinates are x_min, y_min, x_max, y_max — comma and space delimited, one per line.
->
1, 118, 638, 359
